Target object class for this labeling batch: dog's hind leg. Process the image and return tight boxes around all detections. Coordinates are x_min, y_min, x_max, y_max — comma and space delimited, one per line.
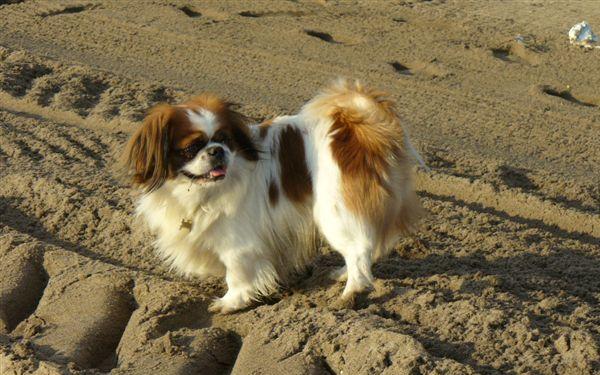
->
328, 265, 347, 281
314, 195, 378, 302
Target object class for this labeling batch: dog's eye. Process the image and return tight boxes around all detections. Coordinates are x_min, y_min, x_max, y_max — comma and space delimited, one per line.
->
177, 139, 206, 160
212, 131, 230, 143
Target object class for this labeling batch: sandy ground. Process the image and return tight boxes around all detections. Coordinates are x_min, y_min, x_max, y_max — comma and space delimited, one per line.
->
0, 0, 599, 374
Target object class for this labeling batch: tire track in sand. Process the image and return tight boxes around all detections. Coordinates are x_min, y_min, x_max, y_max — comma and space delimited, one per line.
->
0, 45, 596, 242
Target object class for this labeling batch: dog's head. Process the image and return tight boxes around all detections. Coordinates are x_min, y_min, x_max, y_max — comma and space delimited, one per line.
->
122, 94, 258, 192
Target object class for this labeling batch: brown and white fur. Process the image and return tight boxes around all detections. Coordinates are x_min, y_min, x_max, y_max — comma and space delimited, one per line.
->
122, 80, 423, 313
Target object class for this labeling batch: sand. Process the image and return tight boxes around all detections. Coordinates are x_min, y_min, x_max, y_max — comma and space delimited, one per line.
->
0, 0, 598, 374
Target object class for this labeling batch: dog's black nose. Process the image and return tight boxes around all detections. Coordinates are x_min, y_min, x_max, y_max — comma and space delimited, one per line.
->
207, 145, 225, 159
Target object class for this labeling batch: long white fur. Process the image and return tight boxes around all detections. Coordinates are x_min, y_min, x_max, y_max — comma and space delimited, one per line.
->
136, 81, 421, 313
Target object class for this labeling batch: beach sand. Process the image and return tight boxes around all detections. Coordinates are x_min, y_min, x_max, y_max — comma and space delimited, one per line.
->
0, 1, 599, 374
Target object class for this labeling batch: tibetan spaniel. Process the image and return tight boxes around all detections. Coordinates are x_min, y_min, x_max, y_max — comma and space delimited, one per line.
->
122, 80, 424, 313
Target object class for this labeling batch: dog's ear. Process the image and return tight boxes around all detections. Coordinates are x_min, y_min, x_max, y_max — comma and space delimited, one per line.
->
121, 104, 177, 191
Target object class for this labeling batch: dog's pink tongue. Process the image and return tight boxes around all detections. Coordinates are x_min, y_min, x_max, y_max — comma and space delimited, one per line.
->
210, 167, 226, 178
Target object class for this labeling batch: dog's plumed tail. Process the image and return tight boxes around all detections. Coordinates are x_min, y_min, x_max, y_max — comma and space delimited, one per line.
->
302, 79, 424, 257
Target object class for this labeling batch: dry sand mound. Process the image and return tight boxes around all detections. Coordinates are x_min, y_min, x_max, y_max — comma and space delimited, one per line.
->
0, 1, 599, 374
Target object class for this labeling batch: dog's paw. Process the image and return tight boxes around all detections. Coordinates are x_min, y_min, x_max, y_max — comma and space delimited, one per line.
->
331, 289, 371, 310
208, 298, 225, 314
208, 298, 240, 314
208, 294, 251, 314
330, 293, 356, 310
328, 266, 348, 282
330, 279, 374, 310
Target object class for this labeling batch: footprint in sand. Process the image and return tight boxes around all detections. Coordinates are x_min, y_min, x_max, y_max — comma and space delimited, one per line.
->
0, 52, 54, 97
533, 85, 598, 108
389, 61, 413, 76
239, 10, 307, 18
178, 5, 202, 18
490, 39, 545, 66
389, 60, 450, 79
304, 29, 341, 44
38, 3, 98, 18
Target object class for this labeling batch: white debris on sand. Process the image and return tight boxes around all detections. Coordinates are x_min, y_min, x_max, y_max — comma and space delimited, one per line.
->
568, 21, 599, 49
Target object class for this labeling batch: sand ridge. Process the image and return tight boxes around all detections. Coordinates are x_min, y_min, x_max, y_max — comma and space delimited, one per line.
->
0, 1, 599, 374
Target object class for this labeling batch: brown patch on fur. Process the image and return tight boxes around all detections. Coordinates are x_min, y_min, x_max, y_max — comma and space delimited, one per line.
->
259, 118, 274, 139
268, 179, 279, 206
184, 93, 229, 114
173, 131, 206, 149
330, 108, 394, 220
121, 104, 189, 191
278, 126, 312, 203
171, 119, 205, 149
395, 189, 425, 235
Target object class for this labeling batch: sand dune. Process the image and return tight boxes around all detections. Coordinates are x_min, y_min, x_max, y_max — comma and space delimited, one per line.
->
0, 1, 598, 374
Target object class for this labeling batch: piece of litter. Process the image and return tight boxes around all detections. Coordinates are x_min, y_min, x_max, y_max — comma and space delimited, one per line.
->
568, 21, 599, 49
515, 35, 526, 44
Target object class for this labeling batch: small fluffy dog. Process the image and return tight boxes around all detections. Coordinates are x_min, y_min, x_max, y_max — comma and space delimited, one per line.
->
122, 80, 423, 313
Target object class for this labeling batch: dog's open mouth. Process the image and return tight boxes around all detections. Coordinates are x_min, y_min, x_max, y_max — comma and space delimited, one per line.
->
181, 166, 227, 182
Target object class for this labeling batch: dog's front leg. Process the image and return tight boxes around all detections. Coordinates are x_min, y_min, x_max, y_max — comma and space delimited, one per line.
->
208, 249, 277, 314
